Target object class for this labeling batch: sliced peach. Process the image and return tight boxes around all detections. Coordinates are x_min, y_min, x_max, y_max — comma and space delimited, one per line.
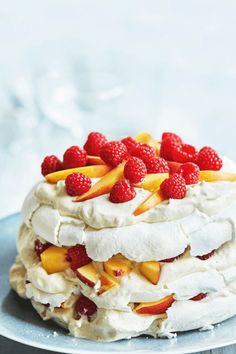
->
135, 173, 169, 192
40, 246, 69, 274
139, 261, 161, 285
76, 262, 99, 288
200, 171, 236, 182
98, 273, 118, 295
133, 189, 167, 216
87, 155, 106, 165
134, 131, 160, 156
74, 162, 125, 202
134, 295, 174, 315
167, 161, 182, 174
45, 165, 111, 184
103, 255, 132, 278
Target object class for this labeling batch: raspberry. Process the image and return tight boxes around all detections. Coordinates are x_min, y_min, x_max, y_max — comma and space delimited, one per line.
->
177, 162, 200, 185
197, 146, 223, 171
83, 132, 108, 156
190, 293, 207, 301
34, 239, 51, 256
160, 139, 181, 161
160, 255, 180, 263
109, 179, 136, 203
172, 144, 198, 163
100, 141, 128, 167
75, 295, 97, 317
162, 132, 183, 145
145, 157, 169, 174
65, 173, 91, 196
132, 143, 155, 163
124, 157, 147, 184
160, 173, 186, 199
67, 245, 92, 271
41, 155, 63, 176
63, 146, 87, 169
121, 136, 138, 154
197, 250, 215, 260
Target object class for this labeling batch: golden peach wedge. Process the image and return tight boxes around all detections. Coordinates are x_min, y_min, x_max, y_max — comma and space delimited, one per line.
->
74, 162, 125, 202
134, 295, 174, 315
134, 131, 160, 156
45, 165, 111, 184
135, 173, 169, 192
133, 189, 167, 216
40, 246, 70, 274
76, 262, 99, 288
87, 155, 106, 165
98, 273, 118, 295
139, 261, 161, 285
103, 255, 132, 278
200, 171, 236, 182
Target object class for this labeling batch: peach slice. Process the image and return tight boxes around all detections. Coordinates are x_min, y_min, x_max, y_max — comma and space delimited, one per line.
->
135, 173, 169, 192
103, 255, 132, 278
134, 295, 174, 315
98, 273, 118, 295
139, 261, 161, 285
74, 162, 125, 202
167, 161, 182, 174
200, 171, 236, 182
45, 165, 111, 184
40, 246, 70, 274
76, 262, 99, 288
134, 131, 160, 156
87, 155, 106, 165
133, 189, 167, 216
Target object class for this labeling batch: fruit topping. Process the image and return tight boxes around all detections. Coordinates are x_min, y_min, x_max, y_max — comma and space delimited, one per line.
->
160, 173, 186, 199
133, 189, 166, 216
121, 136, 138, 154
161, 132, 183, 145
76, 262, 99, 288
65, 172, 91, 196
139, 261, 161, 285
63, 146, 87, 169
145, 157, 169, 174
75, 295, 97, 317
190, 293, 207, 301
124, 157, 147, 184
134, 131, 160, 155
134, 173, 169, 192
160, 255, 181, 263
200, 171, 236, 182
160, 137, 182, 161
83, 132, 108, 156
197, 250, 215, 260
109, 179, 136, 203
41, 155, 63, 176
177, 162, 200, 185
167, 161, 182, 174
67, 245, 92, 271
40, 246, 70, 274
197, 146, 223, 171
34, 239, 51, 256
100, 141, 128, 167
172, 144, 198, 163
98, 273, 118, 295
134, 295, 174, 315
132, 143, 155, 164
103, 255, 132, 278
74, 162, 125, 202
87, 155, 106, 165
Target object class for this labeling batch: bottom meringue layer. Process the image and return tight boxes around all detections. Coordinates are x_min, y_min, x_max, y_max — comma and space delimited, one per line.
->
10, 257, 236, 341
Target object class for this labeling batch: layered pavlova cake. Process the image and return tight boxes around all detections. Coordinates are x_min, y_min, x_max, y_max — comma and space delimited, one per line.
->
10, 131, 236, 341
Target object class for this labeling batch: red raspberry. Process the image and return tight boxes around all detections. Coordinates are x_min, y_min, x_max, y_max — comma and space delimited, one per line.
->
172, 144, 198, 163
160, 139, 182, 161
63, 146, 87, 169
145, 157, 169, 174
67, 245, 92, 271
190, 293, 207, 301
197, 250, 215, 260
75, 295, 97, 317
160, 173, 186, 199
100, 141, 128, 167
160, 255, 181, 263
197, 146, 223, 171
65, 173, 91, 196
83, 132, 108, 156
121, 136, 138, 154
162, 132, 183, 145
109, 179, 136, 203
132, 143, 155, 163
41, 155, 63, 176
124, 157, 147, 184
177, 162, 200, 185
34, 239, 51, 256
